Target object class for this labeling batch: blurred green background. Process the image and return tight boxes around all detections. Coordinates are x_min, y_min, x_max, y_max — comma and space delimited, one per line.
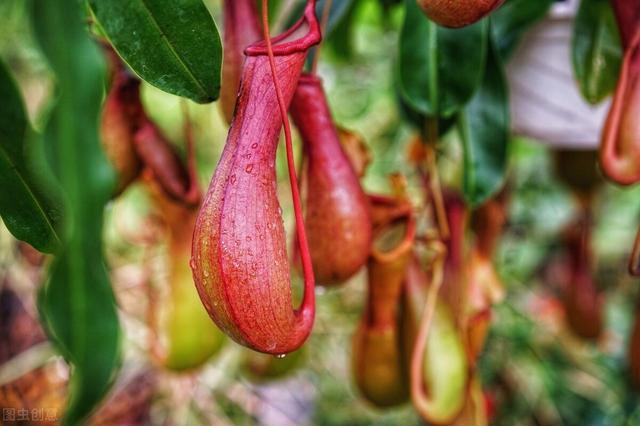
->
2, 0, 640, 424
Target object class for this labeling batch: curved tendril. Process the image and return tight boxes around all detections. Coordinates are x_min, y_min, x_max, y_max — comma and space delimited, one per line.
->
261, 0, 316, 310
410, 240, 449, 419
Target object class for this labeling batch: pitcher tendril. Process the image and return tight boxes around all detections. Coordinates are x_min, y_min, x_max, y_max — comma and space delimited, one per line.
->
261, 0, 316, 301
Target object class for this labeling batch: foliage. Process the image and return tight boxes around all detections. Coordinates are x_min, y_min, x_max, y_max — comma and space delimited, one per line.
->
397, 0, 487, 118
31, 0, 121, 423
89, 0, 223, 103
458, 28, 509, 207
0, 0, 637, 424
0, 59, 61, 253
572, 0, 622, 104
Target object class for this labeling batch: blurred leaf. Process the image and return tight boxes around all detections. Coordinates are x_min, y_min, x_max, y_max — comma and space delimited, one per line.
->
397, 0, 487, 118
0, 59, 62, 253
287, 0, 356, 38
32, 0, 121, 424
393, 56, 456, 136
327, 0, 361, 60
572, 0, 622, 104
287, 0, 357, 68
491, 0, 554, 60
263, 0, 283, 23
89, 0, 222, 103
458, 30, 509, 207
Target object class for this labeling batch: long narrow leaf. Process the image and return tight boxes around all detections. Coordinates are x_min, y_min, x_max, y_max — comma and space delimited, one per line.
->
32, 0, 121, 423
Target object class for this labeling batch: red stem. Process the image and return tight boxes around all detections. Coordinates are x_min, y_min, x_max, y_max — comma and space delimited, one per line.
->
181, 100, 201, 205
261, 0, 316, 309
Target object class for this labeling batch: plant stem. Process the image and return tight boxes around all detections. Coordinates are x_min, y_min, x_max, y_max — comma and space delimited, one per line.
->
181, 99, 201, 204
423, 120, 449, 239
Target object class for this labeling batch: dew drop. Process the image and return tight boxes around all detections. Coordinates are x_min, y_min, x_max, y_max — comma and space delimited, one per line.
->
251, 143, 258, 149
275, 354, 286, 359
245, 164, 254, 173
246, 236, 252, 242
230, 174, 237, 184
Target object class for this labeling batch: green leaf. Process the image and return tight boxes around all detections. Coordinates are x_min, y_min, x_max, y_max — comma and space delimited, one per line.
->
0, 59, 62, 253
32, 0, 121, 424
318, 0, 356, 36
572, 0, 622, 104
491, 0, 554, 61
286, 0, 355, 38
397, 0, 487, 118
458, 29, 509, 207
285, 0, 356, 68
89, 0, 222, 104
327, 0, 361, 60
264, 0, 283, 23
394, 77, 456, 137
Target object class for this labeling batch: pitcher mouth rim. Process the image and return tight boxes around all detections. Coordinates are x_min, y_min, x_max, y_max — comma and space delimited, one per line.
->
245, 1, 321, 57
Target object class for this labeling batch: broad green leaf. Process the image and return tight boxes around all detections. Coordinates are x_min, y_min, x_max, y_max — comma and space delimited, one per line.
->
491, 0, 554, 61
458, 30, 509, 207
89, 0, 222, 103
0, 59, 62, 253
32, 0, 121, 424
572, 0, 622, 104
397, 0, 487, 118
